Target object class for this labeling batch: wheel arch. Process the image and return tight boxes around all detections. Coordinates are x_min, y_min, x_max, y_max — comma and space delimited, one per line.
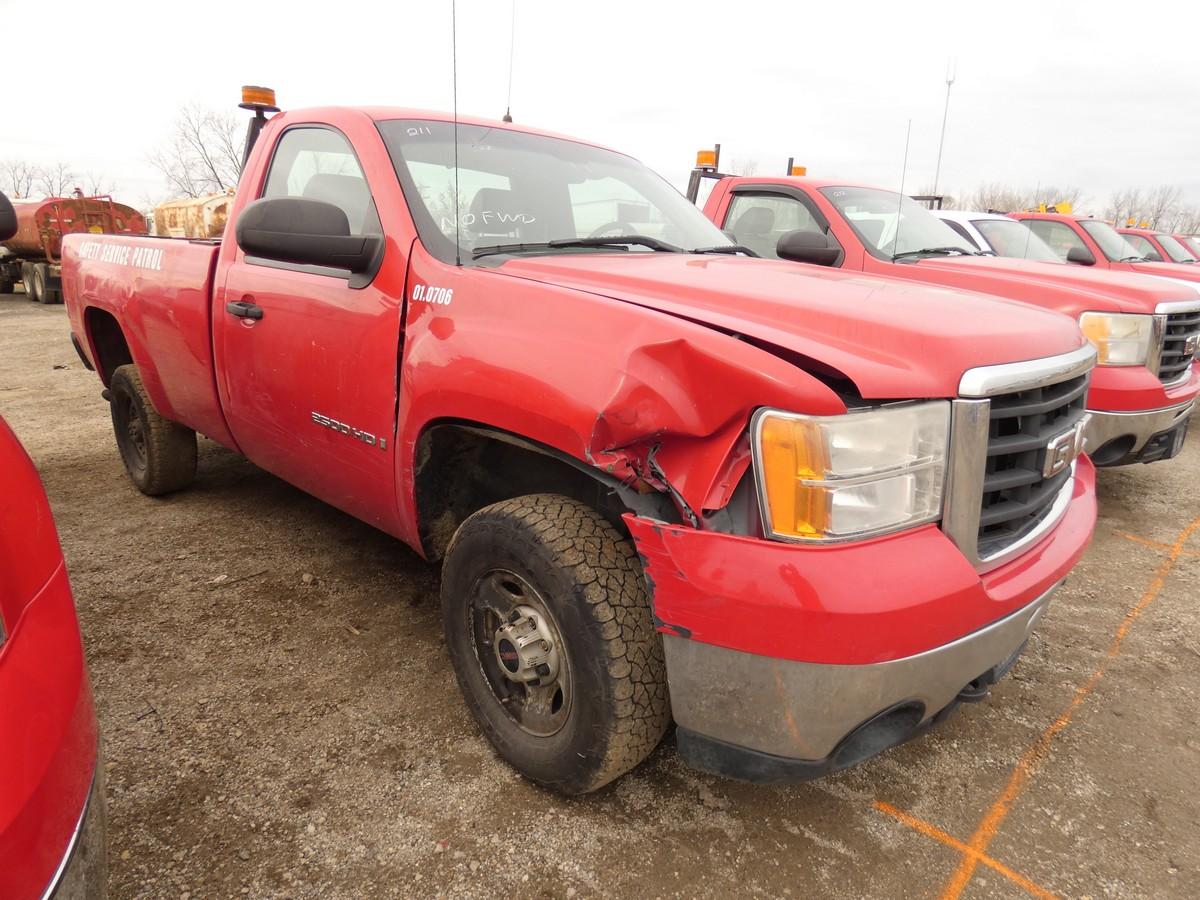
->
83, 306, 133, 386
412, 420, 679, 561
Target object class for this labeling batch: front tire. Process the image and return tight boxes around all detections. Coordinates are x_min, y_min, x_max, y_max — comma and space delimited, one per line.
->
441, 494, 670, 794
109, 364, 197, 495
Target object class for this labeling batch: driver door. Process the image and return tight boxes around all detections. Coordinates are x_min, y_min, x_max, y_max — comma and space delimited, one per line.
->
216, 124, 405, 533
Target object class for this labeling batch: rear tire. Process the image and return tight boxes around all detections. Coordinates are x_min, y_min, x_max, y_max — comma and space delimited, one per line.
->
21, 262, 38, 301
33, 264, 60, 304
109, 364, 197, 495
441, 494, 670, 794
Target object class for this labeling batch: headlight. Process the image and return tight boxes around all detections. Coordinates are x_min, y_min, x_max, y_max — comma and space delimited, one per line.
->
752, 401, 949, 543
1078, 312, 1154, 366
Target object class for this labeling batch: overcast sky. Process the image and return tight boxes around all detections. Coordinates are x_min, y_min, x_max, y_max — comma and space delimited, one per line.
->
4, 0, 1198, 213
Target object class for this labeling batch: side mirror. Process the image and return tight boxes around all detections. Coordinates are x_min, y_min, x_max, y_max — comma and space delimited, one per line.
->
0, 192, 17, 243
776, 229, 840, 266
235, 197, 381, 274
1065, 246, 1095, 266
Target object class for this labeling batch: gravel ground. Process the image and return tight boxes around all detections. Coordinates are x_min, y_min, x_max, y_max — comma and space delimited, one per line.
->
3, 292, 1198, 899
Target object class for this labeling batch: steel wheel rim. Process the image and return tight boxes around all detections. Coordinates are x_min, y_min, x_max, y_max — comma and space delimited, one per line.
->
117, 393, 147, 475
467, 568, 573, 738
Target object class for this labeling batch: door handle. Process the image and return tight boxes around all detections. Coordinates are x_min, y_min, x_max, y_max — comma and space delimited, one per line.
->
226, 300, 264, 320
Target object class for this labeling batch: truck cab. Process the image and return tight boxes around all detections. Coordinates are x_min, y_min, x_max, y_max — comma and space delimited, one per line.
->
1117, 226, 1198, 264
61, 97, 1099, 792
691, 159, 1200, 468
1013, 211, 1200, 286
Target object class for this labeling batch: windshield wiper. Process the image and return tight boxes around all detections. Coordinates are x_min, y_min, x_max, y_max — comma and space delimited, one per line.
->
1117, 255, 1150, 262
548, 235, 682, 252
472, 235, 683, 259
892, 246, 978, 259
690, 244, 759, 257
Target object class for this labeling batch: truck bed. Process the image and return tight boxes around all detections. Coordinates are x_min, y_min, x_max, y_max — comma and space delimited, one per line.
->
61, 233, 236, 449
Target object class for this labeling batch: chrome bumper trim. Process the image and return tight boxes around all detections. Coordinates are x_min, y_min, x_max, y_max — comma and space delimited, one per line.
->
663, 582, 1060, 762
1085, 399, 1195, 455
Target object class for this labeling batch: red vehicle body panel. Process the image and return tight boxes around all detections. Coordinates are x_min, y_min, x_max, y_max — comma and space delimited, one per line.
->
0, 418, 99, 899
701, 178, 1200, 416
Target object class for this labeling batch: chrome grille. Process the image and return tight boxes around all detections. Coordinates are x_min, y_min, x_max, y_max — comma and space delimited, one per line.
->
1158, 309, 1200, 384
942, 345, 1097, 573
978, 374, 1089, 558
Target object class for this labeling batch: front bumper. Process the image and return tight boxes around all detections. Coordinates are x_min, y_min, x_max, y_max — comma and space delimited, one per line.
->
625, 456, 1096, 782
670, 585, 1054, 781
1085, 399, 1193, 465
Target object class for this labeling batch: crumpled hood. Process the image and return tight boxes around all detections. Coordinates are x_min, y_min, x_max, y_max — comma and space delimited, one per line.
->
490, 253, 1084, 399
915, 255, 1200, 313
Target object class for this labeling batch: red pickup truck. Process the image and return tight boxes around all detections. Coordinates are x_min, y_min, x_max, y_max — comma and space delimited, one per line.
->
63, 101, 1097, 792
1013, 211, 1200, 286
693, 167, 1200, 467
1116, 226, 1198, 265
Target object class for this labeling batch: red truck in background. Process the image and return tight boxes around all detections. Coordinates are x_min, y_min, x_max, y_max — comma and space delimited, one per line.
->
1013, 211, 1200, 286
690, 158, 1200, 467
1116, 226, 1198, 265
62, 96, 1098, 791
0, 194, 106, 899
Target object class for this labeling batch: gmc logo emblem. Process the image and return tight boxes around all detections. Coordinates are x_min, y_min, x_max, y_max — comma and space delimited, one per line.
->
1043, 416, 1091, 478
1185, 334, 1199, 358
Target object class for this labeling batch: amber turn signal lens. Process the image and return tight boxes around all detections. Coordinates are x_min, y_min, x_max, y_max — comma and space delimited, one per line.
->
757, 414, 829, 540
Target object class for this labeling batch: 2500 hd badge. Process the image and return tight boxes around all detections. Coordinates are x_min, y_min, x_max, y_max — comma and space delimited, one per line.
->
311, 411, 387, 449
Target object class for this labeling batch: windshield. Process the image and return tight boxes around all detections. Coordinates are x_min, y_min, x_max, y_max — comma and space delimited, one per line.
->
1155, 233, 1197, 263
1078, 219, 1145, 261
377, 119, 732, 263
974, 218, 1063, 261
819, 186, 976, 259
1179, 235, 1200, 256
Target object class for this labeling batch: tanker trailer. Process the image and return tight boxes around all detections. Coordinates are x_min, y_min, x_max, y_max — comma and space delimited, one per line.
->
0, 193, 147, 303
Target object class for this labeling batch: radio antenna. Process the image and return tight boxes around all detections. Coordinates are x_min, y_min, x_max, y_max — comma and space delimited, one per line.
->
452, 0, 462, 266
892, 118, 912, 261
503, 0, 516, 122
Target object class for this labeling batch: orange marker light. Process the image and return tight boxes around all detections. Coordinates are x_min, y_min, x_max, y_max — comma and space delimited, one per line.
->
790, 166, 807, 176
696, 149, 717, 168
240, 85, 277, 109
758, 414, 829, 539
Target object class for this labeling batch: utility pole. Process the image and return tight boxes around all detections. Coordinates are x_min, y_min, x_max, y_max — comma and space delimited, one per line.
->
932, 58, 956, 196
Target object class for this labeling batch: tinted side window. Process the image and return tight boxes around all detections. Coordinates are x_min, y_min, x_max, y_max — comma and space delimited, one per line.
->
1123, 234, 1161, 261
725, 194, 823, 259
942, 219, 983, 250
263, 127, 381, 236
1026, 220, 1087, 261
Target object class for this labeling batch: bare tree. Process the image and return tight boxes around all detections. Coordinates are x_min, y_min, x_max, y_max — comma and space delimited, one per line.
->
149, 104, 243, 198
1144, 184, 1182, 229
36, 162, 78, 197
83, 172, 115, 196
1167, 206, 1200, 235
1, 159, 39, 198
729, 157, 760, 176
964, 182, 1085, 214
